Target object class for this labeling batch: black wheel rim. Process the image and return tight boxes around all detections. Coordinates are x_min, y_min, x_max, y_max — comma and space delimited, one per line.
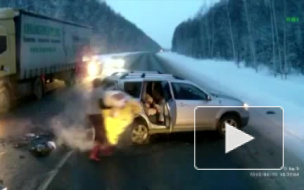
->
131, 124, 148, 144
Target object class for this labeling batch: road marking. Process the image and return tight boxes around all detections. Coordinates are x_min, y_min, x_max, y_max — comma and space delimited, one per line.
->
38, 151, 73, 190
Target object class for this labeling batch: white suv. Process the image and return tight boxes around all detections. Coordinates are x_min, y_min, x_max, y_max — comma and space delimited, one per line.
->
105, 71, 249, 144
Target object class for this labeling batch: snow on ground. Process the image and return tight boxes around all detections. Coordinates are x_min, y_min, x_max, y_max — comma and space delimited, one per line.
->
158, 52, 304, 141
98, 51, 145, 60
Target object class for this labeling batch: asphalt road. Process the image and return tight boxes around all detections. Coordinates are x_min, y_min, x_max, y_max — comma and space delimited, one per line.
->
0, 53, 303, 190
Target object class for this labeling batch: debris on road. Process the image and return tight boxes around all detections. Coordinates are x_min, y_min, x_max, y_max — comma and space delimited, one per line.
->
25, 133, 35, 138
14, 140, 28, 149
19, 155, 25, 159
0, 180, 7, 190
30, 143, 51, 157
29, 138, 56, 157
47, 141, 56, 150
11, 130, 56, 157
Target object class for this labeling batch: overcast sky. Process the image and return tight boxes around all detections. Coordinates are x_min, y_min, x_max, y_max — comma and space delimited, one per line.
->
106, 0, 213, 49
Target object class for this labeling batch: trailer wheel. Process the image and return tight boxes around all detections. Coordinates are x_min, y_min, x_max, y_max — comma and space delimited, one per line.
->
33, 78, 44, 100
65, 72, 76, 87
0, 87, 11, 113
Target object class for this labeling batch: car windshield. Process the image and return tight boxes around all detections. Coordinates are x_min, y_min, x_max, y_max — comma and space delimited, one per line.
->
0, 1, 303, 190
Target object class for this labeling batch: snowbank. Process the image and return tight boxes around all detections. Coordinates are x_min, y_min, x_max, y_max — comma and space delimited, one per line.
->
158, 52, 304, 140
98, 51, 145, 60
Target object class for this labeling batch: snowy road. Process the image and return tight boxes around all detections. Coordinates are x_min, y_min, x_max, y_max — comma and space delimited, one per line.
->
0, 53, 303, 190
47, 53, 303, 190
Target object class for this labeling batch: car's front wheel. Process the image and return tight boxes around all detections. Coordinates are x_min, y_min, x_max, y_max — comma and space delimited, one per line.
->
130, 122, 149, 145
217, 115, 240, 137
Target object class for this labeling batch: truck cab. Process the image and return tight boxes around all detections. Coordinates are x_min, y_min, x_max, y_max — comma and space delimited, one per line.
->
0, 10, 17, 112
0, 10, 16, 78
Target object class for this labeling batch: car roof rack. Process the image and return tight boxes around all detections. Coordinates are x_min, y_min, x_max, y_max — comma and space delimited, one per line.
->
129, 71, 158, 74
118, 71, 184, 80
120, 71, 154, 79
173, 75, 184, 80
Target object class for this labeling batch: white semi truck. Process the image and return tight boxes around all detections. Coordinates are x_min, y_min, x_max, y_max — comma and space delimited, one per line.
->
0, 8, 93, 112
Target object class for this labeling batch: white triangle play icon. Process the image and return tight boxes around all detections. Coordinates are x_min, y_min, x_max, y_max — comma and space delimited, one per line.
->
225, 122, 255, 154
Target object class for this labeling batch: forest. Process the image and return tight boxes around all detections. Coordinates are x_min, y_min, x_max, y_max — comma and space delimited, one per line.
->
0, 0, 160, 53
172, 0, 304, 77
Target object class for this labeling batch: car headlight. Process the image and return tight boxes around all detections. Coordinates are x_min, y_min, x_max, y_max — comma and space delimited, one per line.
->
116, 59, 125, 68
87, 61, 100, 76
82, 56, 90, 62
243, 103, 249, 111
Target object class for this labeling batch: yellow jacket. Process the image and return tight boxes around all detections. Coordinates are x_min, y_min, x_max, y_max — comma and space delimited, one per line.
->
102, 99, 141, 145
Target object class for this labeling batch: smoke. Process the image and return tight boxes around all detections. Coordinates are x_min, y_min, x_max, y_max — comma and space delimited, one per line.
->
51, 120, 94, 151
50, 84, 95, 152
0, 118, 34, 139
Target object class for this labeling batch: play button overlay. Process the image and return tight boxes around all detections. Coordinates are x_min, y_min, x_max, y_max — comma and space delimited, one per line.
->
225, 122, 255, 154
194, 106, 284, 170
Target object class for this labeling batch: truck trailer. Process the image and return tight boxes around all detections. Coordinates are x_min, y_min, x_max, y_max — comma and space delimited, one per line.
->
0, 8, 93, 112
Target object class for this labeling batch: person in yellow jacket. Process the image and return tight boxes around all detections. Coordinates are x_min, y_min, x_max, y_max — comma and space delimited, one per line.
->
103, 96, 141, 145
87, 78, 141, 161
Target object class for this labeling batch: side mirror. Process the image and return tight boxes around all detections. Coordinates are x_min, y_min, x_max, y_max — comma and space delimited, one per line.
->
207, 95, 212, 101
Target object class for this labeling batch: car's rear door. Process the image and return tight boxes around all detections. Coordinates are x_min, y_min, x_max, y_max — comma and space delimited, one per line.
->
161, 81, 176, 131
142, 80, 176, 131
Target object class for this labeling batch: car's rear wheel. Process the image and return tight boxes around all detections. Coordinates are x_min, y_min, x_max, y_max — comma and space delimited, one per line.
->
130, 122, 149, 145
65, 71, 76, 87
33, 78, 44, 100
217, 115, 240, 137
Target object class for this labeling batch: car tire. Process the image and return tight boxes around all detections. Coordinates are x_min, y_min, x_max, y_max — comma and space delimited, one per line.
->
33, 78, 44, 100
65, 71, 76, 87
217, 115, 241, 137
130, 121, 149, 145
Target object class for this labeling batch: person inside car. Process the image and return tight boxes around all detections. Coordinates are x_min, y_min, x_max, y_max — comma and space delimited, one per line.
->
151, 83, 165, 123
142, 82, 165, 124
144, 92, 157, 116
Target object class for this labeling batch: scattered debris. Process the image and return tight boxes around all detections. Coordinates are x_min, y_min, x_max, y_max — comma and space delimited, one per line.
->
47, 141, 56, 150
29, 139, 56, 157
19, 155, 25, 159
25, 133, 35, 138
12, 130, 56, 157
0, 180, 7, 190
14, 140, 28, 149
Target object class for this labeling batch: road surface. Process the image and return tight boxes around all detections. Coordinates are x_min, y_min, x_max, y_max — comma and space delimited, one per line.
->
0, 53, 303, 190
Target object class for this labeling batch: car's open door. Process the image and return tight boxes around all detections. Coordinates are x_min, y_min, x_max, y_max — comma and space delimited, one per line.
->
165, 99, 176, 132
